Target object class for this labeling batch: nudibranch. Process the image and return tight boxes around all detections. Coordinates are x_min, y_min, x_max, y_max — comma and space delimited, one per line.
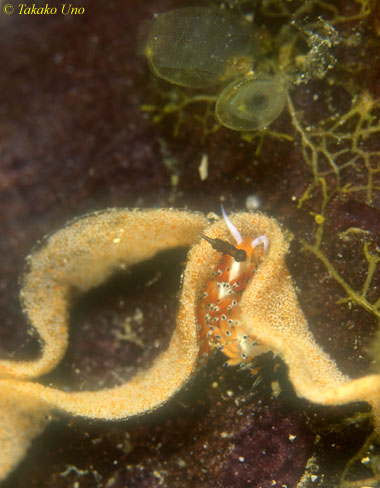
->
197, 207, 270, 366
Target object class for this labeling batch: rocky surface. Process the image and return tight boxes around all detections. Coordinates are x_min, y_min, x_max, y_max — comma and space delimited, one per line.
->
0, 0, 379, 486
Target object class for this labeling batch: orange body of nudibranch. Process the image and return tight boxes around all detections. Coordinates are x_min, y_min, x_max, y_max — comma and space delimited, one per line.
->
197, 208, 269, 367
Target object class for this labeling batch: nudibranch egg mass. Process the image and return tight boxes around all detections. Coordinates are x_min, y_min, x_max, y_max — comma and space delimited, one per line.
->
143, 7, 254, 89
2, 208, 380, 482
144, 7, 253, 88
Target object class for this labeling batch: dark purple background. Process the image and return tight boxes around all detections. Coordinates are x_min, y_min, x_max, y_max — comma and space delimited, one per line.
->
0, 0, 379, 486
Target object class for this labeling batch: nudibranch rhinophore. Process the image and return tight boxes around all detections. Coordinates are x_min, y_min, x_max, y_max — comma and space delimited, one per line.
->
1, 208, 380, 483
197, 207, 270, 365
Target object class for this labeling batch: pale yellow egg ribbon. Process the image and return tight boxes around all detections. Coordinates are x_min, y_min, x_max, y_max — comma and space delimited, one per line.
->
1, 208, 379, 481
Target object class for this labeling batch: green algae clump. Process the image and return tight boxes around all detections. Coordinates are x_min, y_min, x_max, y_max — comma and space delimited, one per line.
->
215, 77, 286, 131
144, 7, 254, 89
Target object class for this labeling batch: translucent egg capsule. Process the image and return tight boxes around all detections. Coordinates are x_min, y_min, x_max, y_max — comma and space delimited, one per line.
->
144, 7, 254, 89
215, 78, 286, 131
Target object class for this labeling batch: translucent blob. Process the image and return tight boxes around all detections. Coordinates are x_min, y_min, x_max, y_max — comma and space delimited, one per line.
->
215, 78, 286, 131
144, 7, 254, 89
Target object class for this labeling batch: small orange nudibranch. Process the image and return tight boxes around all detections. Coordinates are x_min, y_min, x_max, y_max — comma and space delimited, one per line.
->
197, 207, 270, 367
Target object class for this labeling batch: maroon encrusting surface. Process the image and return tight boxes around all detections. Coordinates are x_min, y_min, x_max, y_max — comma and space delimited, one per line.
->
0, 0, 379, 486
